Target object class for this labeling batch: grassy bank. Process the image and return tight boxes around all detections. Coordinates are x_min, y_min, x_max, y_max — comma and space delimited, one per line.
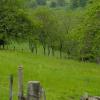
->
0, 50, 100, 100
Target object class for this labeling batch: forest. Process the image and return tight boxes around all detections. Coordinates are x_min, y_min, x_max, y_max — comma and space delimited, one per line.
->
0, 0, 100, 100
0, 0, 100, 63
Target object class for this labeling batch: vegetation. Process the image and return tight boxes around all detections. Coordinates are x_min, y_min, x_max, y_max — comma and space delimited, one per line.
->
0, 0, 99, 63
0, 0, 100, 99
0, 51, 100, 100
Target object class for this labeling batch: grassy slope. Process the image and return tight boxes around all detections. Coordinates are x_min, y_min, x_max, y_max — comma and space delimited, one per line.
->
0, 50, 100, 100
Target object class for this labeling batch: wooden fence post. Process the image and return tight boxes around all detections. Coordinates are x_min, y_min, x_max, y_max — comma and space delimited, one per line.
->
27, 81, 40, 100
9, 74, 13, 100
18, 66, 23, 100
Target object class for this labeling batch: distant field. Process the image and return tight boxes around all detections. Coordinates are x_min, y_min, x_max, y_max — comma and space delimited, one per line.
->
0, 50, 100, 100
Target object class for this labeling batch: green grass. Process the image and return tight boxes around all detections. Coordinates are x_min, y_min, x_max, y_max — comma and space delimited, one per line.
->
0, 50, 100, 100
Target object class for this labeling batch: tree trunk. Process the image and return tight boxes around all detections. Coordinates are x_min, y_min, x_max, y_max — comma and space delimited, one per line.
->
48, 46, 50, 56
43, 45, 46, 55
51, 46, 55, 56
35, 45, 38, 55
3, 44, 5, 49
60, 41, 63, 59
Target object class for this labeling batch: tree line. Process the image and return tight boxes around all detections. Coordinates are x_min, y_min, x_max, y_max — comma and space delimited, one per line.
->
0, 0, 100, 63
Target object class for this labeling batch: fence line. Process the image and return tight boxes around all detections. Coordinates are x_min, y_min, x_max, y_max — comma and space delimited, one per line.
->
0, 65, 46, 100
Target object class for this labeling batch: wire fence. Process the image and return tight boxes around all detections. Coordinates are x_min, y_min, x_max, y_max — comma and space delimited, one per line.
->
0, 66, 47, 100
0, 77, 100, 100
0, 67, 100, 100
0, 75, 19, 100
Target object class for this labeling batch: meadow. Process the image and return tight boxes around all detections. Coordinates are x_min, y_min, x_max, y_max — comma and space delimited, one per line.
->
0, 50, 100, 100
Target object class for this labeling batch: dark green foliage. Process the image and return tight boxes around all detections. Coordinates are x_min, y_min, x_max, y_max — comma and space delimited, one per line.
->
50, 1, 57, 8
0, 0, 35, 42
36, 0, 46, 5
70, 0, 89, 9
79, 0, 88, 7
70, 0, 79, 9
25, 0, 37, 8
73, 0, 100, 62
0, 0, 100, 63
57, 0, 66, 7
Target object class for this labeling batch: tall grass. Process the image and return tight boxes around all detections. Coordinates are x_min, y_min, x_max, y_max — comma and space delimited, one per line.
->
0, 50, 100, 100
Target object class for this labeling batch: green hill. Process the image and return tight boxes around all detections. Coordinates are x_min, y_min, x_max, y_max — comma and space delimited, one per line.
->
0, 50, 100, 100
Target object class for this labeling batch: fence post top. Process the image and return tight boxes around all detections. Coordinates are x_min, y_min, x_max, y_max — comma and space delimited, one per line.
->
18, 65, 23, 69
28, 81, 40, 84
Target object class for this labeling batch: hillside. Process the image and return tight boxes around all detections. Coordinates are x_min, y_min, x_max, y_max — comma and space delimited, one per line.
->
0, 0, 100, 100
0, 50, 100, 100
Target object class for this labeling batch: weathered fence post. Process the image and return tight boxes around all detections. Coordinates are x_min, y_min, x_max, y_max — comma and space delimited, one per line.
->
9, 74, 13, 100
18, 66, 24, 100
81, 93, 100, 100
27, 81, 40, 100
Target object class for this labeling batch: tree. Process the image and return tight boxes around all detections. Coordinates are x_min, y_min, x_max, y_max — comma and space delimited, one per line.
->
50, 1, 57, 8
33, 7, 57, 55
79, 0, 88, 7
77, 0, 100, 62
57, 0, 66, 7
70, 0, 79, 9
36, 0, 46, 5
25, 0, 37, 8
0, 0, 35, 44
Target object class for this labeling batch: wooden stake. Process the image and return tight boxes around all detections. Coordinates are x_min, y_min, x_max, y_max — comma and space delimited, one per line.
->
18, 65, 23, 100
27, 81, 40, 100
9, 74, 13, 100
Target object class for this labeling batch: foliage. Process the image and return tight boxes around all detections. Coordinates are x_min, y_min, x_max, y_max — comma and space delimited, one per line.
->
66, 0, 100, 62
0, 0, 100, 62
36, 0, 46, 5
0, 0, 35, 42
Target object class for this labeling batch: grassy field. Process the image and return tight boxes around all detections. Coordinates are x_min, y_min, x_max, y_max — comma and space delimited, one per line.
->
0, 50, 100, 100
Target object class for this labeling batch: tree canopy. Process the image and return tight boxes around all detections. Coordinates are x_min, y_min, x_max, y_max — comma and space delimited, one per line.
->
0, 0, 100, 62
